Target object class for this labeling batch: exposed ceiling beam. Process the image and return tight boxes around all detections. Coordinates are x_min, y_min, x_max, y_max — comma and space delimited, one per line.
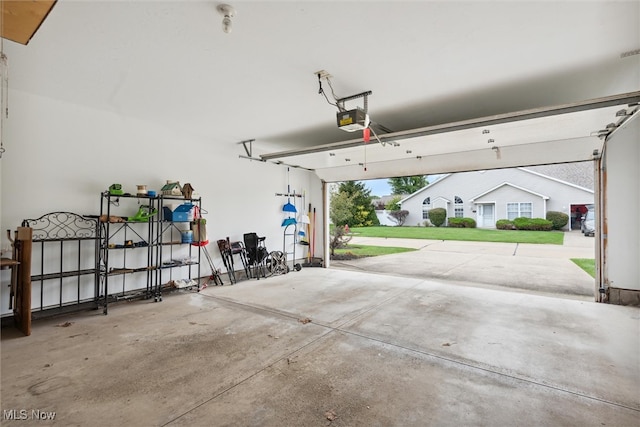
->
261, 91, 640, 161
1, 0, 57, 45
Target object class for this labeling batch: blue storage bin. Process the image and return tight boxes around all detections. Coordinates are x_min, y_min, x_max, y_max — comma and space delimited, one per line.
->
163, 203, 193, 222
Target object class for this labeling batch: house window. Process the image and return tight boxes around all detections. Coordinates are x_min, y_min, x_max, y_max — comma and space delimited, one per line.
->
507, 202, 533, 220
454, 196, 464, 218
422, 197, 431, 219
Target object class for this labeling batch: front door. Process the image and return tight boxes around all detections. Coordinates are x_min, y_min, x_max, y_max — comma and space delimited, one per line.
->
478, 204, 495, 228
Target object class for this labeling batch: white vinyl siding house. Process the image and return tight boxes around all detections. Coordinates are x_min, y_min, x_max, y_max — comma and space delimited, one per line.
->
399, 166, 594, 229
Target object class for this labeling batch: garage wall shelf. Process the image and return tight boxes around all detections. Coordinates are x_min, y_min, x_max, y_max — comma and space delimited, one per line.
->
98, 192, 160, 314
155, 195, 202, 301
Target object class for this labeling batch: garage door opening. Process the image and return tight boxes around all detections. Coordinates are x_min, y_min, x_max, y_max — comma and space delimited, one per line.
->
328, 162, 596, 301
261, 92, 640, 304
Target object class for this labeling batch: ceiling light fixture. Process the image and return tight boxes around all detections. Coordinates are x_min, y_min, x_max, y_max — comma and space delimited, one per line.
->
217, 4, 236, 34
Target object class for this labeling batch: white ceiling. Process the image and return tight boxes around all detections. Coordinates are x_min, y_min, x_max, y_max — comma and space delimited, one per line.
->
5, 0, 640, 179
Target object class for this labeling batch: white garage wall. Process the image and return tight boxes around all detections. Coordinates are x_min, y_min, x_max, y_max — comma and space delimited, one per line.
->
603, 114, 639, 295
0, 90, 323, 315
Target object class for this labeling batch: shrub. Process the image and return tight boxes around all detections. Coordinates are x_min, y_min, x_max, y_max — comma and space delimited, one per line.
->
428, 208, 447, 227
496, 219, 515, 230
448, 217, 477, 228
546, 211, 569, 230
389, 210, 409, 226
513, 217, 553, 231
329, 225, 352, 256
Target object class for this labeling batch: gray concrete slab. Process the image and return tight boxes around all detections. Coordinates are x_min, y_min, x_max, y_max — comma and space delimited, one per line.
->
1, 268, 638, 426
338, 231, 595, 298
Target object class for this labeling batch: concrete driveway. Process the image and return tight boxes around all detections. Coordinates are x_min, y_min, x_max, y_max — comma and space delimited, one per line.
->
332, 231, 596, 299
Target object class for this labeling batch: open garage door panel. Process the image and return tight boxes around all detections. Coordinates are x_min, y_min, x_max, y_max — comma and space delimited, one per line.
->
261, 92, 640, 182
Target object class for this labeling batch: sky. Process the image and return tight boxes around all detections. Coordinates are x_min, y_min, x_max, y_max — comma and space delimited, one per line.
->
362, 178, 392, 197
361, 176, 444, 197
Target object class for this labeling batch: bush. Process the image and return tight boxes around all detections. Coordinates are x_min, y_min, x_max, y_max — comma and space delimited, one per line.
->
546, 211, 569, 230
496, 219, 515, 230
448, 217, 477, 228
389, 210, 409, 226
329, 225, 352, 256
428, 208, 447, 227
513, 217, 553, 231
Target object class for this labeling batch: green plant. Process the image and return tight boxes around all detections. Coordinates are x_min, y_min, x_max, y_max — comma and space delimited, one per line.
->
546, 211, 569, 230
338, 181, 379, 227
385, 196, 402, 211
513, 217, 553, 231
388, 176, 428, 195
334, 244, 416, 258
496, 219, 515, 230
389, 210, 409, 226
330, 189, 355, 228
329, 225, 352, 256
448, 217, 477, 228
428, 208, 447, 227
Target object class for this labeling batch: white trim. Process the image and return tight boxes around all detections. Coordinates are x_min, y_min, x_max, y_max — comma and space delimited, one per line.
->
432, 196, 452, 204
506, 201, 534, 220
469, 182, 549, 202
476, 202, 496, 228
398, 174, 452, 204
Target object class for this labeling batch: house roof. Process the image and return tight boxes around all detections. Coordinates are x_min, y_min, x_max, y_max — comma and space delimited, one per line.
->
518, 166, 595, 193
399, 175, 452, 204
470, 182, 550, 202
399, 163, 594, 205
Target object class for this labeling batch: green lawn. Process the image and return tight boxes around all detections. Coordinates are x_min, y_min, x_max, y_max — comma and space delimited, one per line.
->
334, 245, 416, 257
349, 226, 564, 245
571, 258, 596, 278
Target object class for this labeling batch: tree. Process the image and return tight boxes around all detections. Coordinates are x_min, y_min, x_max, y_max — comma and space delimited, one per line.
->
329, 189, 354, 228
384, 196, 402, 211
329, 188, 354, 256
389, 210, 409, 226
388, 176, 428, 195
338, 181, 379, 227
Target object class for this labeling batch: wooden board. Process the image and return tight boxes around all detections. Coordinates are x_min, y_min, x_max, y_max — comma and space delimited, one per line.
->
15, 227, 32, 336
1, 0, 57, 45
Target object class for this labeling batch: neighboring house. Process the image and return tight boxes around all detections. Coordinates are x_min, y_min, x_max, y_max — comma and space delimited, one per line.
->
399, 164, 594, 230
372, 195, 408, 226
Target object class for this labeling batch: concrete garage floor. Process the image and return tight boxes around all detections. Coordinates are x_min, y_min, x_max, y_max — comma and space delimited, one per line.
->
2, 267, 639, 426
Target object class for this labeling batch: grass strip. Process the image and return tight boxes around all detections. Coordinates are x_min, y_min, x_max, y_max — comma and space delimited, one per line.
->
350, 226, 564, 245
334, 244, 416, 258
571, 258, 596, 278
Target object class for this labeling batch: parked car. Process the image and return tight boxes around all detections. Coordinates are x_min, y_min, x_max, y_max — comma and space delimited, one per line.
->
581, 209, 595, 236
